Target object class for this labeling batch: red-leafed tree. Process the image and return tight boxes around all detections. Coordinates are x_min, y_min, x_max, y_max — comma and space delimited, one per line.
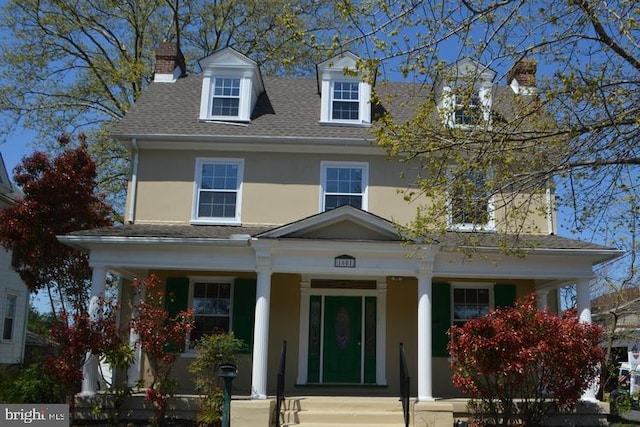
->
45, 296, 125, 417
0, 134, 113, 314
448, 294, 604, 427
130, 274, 194, 424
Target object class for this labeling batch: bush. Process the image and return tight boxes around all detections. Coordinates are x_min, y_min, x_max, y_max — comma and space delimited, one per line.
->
0, 363, 65, 403
448, 293, 605, 427
188, 333, 245, 426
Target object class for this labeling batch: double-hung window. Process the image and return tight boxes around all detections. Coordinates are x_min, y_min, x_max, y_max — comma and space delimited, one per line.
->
193, 158, 243, 224
449, 170, 494, 231
211, 77, 241, 117
190, 279, 232, 348
453, 93, 481, 126
3, 294, 17, 341
321, 162, 368, 211
331, 81, 360, 121
452, 286, 490, 327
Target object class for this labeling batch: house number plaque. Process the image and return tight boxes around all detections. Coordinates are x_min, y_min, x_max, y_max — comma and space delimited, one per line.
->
334, 254, 356, 268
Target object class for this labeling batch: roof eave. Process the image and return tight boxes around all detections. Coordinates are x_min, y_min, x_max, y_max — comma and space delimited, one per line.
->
57, 234, 251, 251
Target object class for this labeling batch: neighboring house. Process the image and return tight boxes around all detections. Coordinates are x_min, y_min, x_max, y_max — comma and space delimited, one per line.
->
60, 43, 621, 406
593, 287, 640, 360
0, 153, 29, 365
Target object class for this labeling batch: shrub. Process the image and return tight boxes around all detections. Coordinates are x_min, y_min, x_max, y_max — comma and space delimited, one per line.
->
130, 274, 194, 425
0, 363, 64, 403
448, 293, 604, 426
188, 333, 245, 426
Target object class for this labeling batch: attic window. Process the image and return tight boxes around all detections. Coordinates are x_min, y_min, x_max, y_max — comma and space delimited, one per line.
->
211, 78, 241, 117
454, 94, 481, 125
332, 81, 360, 121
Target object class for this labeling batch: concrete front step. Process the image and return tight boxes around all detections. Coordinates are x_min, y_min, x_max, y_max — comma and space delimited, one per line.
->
280, 396, 407, 426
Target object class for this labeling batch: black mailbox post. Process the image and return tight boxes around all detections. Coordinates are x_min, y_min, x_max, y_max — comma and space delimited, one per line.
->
219, 364, 237, 427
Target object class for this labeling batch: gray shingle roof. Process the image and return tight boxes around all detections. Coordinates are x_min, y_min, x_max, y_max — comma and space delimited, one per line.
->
113, 75, 378, 140
112, 74, 525, 141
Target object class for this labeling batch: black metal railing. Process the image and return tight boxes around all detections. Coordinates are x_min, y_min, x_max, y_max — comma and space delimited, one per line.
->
275, 340, 287, 427
399, 342, 410, 427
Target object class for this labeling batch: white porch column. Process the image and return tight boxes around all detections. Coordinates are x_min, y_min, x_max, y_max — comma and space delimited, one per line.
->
251, 248, 272, 399
376, 280, 387, 385
536, 290, 549, 310
296, 278, 311, 384
127, 277, 143, 387
417, 259, 435, 401
576, 278, 598, 402
80, 265, 107, 396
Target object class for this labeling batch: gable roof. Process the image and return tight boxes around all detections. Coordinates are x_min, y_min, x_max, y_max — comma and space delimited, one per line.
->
255, 205, 404, 241
0, 153, 13, 195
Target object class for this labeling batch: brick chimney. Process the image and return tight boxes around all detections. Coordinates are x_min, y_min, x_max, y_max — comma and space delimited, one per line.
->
507, 58, 537, 89
154, 41, 186, 82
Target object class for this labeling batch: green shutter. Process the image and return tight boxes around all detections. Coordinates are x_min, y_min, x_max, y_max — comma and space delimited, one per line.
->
164, 277, 189, 352
494, 284, 516, 308
232, 278, 256, 352
432, 282, 451, 357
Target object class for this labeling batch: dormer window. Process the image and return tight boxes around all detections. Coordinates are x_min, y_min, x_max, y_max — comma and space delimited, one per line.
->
211, 77, 241, 117
332, 81, 360, 121
198, 48, 264, 123
317, 52, 373, 126
453, 93, 481, 126
438, 58, 495, 129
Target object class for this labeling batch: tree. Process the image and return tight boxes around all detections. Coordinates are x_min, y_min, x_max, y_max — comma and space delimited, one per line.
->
448, 294, 604, 426
45, 295, 125, 419
0, 134, 113, 314
332, 2, 638, 258
0, 0, 349, 218
130, 274, 194, 424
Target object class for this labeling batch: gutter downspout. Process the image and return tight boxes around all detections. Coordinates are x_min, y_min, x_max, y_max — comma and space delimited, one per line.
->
546, 187, 554, 235
127, 138, 139, 224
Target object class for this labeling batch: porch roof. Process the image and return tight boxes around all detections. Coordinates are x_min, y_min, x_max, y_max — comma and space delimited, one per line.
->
65, 222, 617, 252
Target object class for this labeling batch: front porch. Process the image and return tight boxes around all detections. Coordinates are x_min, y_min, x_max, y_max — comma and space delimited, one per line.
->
73, 394, 610, 427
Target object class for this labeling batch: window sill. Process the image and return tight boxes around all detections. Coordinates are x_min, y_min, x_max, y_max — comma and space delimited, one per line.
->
190, 219, 242, 226
319, 120, 371, 128
448, 224, 496, 232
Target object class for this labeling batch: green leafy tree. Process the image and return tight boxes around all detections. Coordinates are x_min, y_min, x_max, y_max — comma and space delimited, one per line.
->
332, 1, 638, 254
0, 134, 113, 314
449, 294, 605, 426
0, 0, 349, 218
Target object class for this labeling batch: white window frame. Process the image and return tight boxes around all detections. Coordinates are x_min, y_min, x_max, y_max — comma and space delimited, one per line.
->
2, 293, 17, 341
441, 86, 493, 129
447, 170, 495, 232
192, 158, 243, 225
453, 93, 480, 126
320, 161, 369, 212
186, 277, 235, 352
451, 283, 494, 328
331, 81, 360, 122
210, 77, 241, 118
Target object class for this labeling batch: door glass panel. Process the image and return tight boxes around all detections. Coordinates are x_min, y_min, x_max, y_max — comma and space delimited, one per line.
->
335, 306, 352, 350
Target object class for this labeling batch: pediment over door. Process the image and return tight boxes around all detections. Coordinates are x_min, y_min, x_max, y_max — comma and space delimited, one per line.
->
256, 205, 404, 242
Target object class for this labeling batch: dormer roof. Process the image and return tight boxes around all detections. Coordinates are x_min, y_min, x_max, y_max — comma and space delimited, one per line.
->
198, 47, 264, 94
316, 51, 363, 94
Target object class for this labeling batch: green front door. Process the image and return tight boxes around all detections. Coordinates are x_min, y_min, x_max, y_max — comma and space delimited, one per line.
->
323, 296, 362, 383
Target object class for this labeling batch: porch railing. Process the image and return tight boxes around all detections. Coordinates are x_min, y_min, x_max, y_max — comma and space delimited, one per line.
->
275, 340, 287, 427
399, 342, 410, 427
